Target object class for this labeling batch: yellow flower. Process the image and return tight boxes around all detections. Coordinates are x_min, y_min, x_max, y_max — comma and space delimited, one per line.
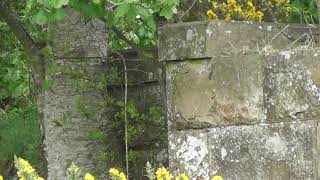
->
14, 157, 43, 180
256, 11, 264, 22
225, 13, 232, 21
0, 175, 3, 180
109, 168, 120, 176
156, 167, 172, 180
211, 175, 224, 180
175, 173, 189, 180
207, 10, 218, 20
119, 172, 127, 180
16, 158, 35, 175
109, 168, 127, 180
247, 1, 254, 8
84, 173, 95, 180
212, 1, 219, 10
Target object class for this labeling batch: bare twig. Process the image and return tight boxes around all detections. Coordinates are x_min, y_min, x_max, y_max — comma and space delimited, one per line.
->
269, 25, 290, 44
112, 51, 129, 179
179, 0, 196, 22
261, 0, 295, 42
123, 56, 129, 180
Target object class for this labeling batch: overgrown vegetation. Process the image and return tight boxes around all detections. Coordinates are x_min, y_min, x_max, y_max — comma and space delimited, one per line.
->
206, 0, 319, 23
0, 0, 319, 178
0, 19, 42, 176
0, 105, 42, 175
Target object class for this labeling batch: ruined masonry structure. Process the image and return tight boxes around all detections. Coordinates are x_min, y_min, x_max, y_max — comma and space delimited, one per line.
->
44, 8, 108, 179
159, 21, 320, 179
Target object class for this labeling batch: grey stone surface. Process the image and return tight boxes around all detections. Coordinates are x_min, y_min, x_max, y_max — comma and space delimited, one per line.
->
169, 130, 210, 179
166, 49, 320, 129
169, 121, 318, 180
159, 21, 318, 61
167, 55, 264, 129
264, 50, 320, 122
161, 20, 320, 180
44, 8, 108, 179
209, 121, 317, 180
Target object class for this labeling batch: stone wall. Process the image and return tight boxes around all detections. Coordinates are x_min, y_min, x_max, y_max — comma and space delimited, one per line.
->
43, 8, 109, 179
44, 9, 166, 178
159, 20, 320, 179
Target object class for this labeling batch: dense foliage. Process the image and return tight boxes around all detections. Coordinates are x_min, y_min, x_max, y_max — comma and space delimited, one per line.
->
26, 0, 179, 47
0, 15, 40, 177
0, 105, 42, 175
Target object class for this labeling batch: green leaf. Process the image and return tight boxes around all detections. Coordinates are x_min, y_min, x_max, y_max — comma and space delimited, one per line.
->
42, 0, 69, 8
70, 0, 105, 17
92, 0, 100, 4
86, 128, 104, 141
146, 17, 156, 32
159, 5, 175, 19
50, 8, 66, 21
124, 0, 139, 3
32, 9, 49, 25
115, 4, 130, 18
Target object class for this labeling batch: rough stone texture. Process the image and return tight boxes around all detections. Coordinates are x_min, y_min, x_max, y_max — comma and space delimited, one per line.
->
169, 130, 210, 179
159, 21, 318, 61
43, 8, 108, 179
167, 50, 320, 129
170, 121, 318, 179
161, 21, 320, 180
167, 55, 264, 129
264, 50, 320, 122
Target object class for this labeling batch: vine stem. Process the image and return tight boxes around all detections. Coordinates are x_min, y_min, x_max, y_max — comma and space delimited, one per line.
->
112, 50, 129, 179
122, 54, 129, 180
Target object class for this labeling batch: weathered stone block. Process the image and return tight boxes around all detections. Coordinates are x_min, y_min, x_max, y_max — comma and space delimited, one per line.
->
169, 129, 210, 179
169, 121, 318, 180
45, 8, 108, 179
209, 121, 317, 180
167, 55, 264, 129
264, 50, 320, 121
159, 21, 318, 61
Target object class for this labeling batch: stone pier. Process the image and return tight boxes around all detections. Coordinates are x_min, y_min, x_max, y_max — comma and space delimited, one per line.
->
159, 21, 320, 179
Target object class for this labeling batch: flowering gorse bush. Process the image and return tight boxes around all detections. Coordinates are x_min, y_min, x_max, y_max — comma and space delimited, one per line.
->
207, 0, 264, 21
206, 0, 291, 22
0, 157, 224, 180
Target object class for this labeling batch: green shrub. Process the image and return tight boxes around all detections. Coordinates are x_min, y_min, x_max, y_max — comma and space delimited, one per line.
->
0, 104, 41, 175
